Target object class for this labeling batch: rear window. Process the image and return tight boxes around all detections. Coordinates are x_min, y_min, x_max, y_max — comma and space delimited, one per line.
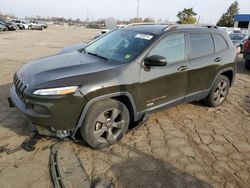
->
190, 33, 214, 58
229, 34, 246, 40
213, 34, 228, 52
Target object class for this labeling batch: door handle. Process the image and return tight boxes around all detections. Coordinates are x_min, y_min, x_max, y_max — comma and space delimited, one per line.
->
214, 57, 222, 62
178, 65, 188, 71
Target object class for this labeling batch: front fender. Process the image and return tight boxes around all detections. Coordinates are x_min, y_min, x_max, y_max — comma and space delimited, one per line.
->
72, 92, 140, 137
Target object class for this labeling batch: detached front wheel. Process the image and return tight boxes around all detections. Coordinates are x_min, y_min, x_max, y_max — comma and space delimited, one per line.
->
81, 99, 130, 149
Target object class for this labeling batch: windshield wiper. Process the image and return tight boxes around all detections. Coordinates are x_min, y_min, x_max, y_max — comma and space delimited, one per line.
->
87, 52, 108, 61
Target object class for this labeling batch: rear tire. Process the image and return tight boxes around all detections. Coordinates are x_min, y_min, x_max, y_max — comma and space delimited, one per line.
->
245, 60, 250, 70
80, 99, 130, 149
203, 75, 230, 107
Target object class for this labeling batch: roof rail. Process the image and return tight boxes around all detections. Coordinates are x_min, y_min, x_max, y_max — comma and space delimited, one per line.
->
125, 23, 218, 31
164, 24, 218, 31
126, 22, 176, 27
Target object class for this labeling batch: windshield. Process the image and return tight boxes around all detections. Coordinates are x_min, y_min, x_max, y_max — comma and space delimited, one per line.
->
85, 29, 155, 63
230, 34, 246, 41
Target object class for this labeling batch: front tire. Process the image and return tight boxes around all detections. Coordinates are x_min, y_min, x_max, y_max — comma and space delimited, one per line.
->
203, 75, 230, 107
245, 60, 250, 70
80, 99, 130, 149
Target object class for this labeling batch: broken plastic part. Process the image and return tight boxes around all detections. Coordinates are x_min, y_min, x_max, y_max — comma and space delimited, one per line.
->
55, 130, 72, 138
50, 142, 91, 188
32, 125, 73, 139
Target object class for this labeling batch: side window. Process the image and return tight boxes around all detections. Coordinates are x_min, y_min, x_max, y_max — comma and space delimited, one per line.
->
190, 33, 214, 58
213, 34, 228, 52
149, 33, 185, 63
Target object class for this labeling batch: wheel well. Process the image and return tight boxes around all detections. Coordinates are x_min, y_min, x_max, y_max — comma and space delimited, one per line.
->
221, 70, 233, 86
112, 95, 135, 125
73, 95, 137, 139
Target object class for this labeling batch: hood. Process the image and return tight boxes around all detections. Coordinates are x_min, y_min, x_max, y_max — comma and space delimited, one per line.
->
17, 51, 123, 89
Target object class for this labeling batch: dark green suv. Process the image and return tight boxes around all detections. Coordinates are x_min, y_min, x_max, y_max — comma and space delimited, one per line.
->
9, 24, 237, 148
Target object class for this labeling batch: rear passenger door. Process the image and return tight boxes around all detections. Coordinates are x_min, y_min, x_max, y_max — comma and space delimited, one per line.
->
186, 32, 217, 98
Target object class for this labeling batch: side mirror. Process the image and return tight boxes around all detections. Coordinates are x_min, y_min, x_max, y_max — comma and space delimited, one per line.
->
144, 55, 167, 67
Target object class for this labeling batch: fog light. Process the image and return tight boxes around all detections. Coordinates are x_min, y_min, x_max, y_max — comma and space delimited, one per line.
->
33, 104, 49, 115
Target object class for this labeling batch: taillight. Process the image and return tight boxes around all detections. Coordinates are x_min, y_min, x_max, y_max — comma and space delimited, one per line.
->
244, 40, 250, 49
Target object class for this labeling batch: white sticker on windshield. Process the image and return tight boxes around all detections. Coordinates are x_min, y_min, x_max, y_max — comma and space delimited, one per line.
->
135, 34, 153, 40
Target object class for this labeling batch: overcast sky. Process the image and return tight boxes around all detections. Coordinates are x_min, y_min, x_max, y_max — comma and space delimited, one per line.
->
1, 0, 250, 24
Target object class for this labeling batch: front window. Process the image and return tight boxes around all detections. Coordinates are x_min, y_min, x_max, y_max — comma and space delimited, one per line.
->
85, 29, 155, 63
148, 33, 186, 64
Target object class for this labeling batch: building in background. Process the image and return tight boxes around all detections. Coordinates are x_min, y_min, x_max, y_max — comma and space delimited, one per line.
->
234, 14, 250, 30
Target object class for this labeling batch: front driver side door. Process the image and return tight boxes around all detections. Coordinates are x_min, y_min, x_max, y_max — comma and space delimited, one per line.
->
139, 32, 189, 111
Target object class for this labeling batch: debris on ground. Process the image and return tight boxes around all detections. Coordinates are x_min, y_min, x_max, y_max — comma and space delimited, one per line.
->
94, 179, 115, 188
0, 144, 9, 153
50, 141, 91, 188
6, 133, 42, 154
50, 140, 114, 188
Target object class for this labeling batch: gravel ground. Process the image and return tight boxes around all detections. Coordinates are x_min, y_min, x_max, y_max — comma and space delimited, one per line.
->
0, 26, 249, 188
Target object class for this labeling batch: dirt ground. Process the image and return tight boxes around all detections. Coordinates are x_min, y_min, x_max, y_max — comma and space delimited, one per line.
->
0, 26, 250, 188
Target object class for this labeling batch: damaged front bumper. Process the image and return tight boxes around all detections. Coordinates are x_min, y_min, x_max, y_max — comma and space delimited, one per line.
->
30, 124, 74, 138
9, 85, 88, 138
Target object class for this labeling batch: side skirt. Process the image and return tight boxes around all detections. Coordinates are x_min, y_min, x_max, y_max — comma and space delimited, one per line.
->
139, 89, 210, 116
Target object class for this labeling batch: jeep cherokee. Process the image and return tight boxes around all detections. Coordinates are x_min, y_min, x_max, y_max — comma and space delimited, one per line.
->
9, 24, 237, 148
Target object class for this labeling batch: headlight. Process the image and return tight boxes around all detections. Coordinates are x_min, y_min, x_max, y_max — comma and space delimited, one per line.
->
33, 86, 78, 96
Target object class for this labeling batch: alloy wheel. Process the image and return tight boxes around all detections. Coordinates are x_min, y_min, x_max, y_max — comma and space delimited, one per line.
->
93, 108, 125, 144
213, 80, 228, 105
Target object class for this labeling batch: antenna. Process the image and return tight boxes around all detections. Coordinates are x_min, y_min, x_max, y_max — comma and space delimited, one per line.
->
136, 0, 140, 18
86, 6, 89, 22
197, 15, 201, 24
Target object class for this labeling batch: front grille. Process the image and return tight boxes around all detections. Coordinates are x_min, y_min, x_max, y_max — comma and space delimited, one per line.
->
13, 73, 28, 101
